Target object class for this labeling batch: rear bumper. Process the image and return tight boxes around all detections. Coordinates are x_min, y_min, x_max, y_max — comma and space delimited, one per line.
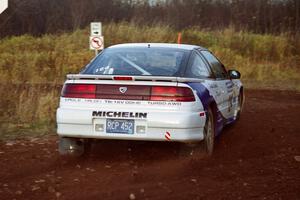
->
57, 107, 206, 142
57, 123, 204, 142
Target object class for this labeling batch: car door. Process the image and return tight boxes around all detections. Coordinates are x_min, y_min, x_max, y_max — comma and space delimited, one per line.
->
199, 50, 234, 120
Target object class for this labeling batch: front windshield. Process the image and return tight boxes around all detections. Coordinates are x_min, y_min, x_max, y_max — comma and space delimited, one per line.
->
82, 47, 188, 76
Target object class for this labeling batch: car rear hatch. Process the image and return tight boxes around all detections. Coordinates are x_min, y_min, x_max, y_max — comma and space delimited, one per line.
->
57, 74, 207, 140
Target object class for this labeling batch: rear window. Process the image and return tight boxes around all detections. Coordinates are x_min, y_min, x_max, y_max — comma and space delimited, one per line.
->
82, 47, 189, 76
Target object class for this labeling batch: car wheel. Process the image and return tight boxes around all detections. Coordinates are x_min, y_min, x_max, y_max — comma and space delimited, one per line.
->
58, 137, 90, 157
203, 108, 215, 156
235, 91, 243, 120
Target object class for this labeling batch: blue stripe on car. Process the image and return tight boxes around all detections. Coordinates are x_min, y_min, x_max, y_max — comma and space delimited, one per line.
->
187, 82, 224, 136
225, 117, 236, 125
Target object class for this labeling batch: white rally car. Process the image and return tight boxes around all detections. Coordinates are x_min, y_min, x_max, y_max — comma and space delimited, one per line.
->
57, 43, 244, 156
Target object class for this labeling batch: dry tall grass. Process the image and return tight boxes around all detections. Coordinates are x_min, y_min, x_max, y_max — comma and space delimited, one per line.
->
1, 22, 299, 86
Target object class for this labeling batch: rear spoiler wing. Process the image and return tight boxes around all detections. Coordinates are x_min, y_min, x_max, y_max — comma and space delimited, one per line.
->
66, 74, 204, 83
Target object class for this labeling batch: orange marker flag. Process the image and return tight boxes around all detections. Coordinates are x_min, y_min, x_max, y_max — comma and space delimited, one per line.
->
177, 32, 182, 44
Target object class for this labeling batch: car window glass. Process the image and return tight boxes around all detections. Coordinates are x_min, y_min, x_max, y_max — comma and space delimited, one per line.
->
83, 48, 188, 76
186, 52, 210, 78
201, 51, 227, 79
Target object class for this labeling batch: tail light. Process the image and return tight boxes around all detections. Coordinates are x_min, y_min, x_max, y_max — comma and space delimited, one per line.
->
150, 86, 195, 102
62, 84, 96, 99
62, 84, 195, 102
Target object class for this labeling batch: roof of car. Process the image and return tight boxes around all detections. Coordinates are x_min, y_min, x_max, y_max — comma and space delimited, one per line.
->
108, 43, 207, 51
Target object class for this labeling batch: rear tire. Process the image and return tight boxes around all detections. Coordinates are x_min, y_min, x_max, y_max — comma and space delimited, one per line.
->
179, 107, 215, 157
236, 91, 243, 120
203, 108, 215, 156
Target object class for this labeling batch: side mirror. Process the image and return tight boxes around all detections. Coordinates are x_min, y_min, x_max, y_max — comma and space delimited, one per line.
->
228, 70, 241, 79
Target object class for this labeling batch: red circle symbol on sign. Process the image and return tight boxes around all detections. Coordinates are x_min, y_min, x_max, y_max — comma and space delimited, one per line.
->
91, 37, 103, 49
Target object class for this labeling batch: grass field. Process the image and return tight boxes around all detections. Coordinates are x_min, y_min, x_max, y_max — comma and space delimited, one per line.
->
0, 22, 300, 138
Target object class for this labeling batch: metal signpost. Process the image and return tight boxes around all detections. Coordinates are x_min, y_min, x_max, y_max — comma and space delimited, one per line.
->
90, 22, 104, 56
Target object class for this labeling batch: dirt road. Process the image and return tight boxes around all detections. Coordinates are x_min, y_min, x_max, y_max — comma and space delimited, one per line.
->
0, 89, 300, 200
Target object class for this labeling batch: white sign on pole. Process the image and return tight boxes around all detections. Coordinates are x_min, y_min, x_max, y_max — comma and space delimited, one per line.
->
90, 36, 104, 50
90, 22, 103, 55
90, 22, 102, 36
0, 0, 8, 14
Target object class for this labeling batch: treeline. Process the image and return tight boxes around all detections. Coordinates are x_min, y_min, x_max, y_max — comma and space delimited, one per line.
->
0, 0, 299, 37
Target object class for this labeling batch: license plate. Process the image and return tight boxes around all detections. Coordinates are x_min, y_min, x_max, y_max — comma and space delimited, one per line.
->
106, 119, 134, 134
